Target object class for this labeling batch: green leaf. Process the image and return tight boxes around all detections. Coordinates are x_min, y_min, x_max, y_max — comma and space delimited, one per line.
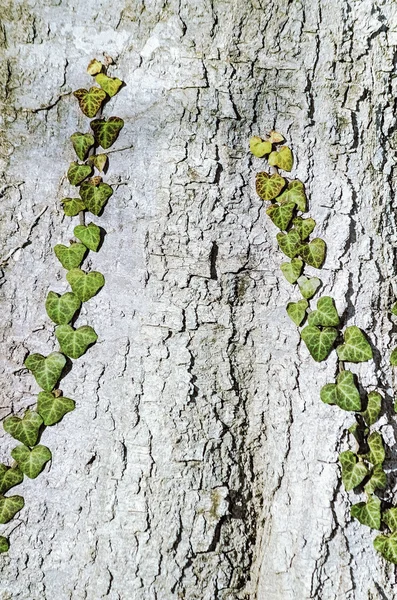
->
299, 238, 326, 268
87, 58, 103, 75
37, 392, 75, 426
297, 275, 321, 300
0, 465, 23, 495
79, 181, 113, 216
292, 217, 316, 240
249, 136, 272, 157
320, 370, 361, 411
286, 299, 308, 326
0, 537, 9, 553
70, 132, 95, 161
11, 445, 52, 479
74, 223, 101, 252
374, 532, 397, 563
336, 326, 373, 363
391, 302, 397, 316
366, 431, 385, 465
390, 348, 397, 366
90, 117, 124, 149
60, 197, 86, 217
54, 243, 87, 271
351, 495, 381, 530
55, 325, 98, 359
300, 325, 338, 362
67, 162, 93, 186
269, 131, 284, 144
383, 508, 397, 532
364, 464, 387, 494
66, 268, 105, 302
339, 450, 368, 491
95, 73, 123, 97
3, 410, 43, 447
268, 146, 293, 171
278, 180, 307, 211
361, 391, 382, 426
24, 352, 66, 392
255, 172, 285, 201
0, 495, 24, 524
266, 200, 295, 231
73, 87, 107, 118
88, 154, 108, 172
45, 291, 81, 325
348, 422, 368, 443
280, 259, 303, 284
307, 296, 339, 327
320, 383, 339, 405
276, 230, 301, 258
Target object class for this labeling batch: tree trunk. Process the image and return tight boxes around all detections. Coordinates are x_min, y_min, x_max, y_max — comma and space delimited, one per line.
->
1, 1, 396, 598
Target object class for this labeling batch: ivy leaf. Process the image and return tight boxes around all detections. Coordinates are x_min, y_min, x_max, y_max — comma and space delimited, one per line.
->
60, 197, 86, 217
364, 464, 387, 495
280, 258, 303, 284
11, 445, 52, 479
339, 450, 368, 491
307, 296, 339, 327
88, 154, 108, 172
73, 87, 107, 118
0, 537, 9, 553
361, 391, 382, 426
292, 217, 316, 240
320, 383, 339, 405
24, 352, 66, 392
383, 508, 397, 532
336, 326, 373, 363
66, 268, 105, 302
390, 348, 397, 366
351, 495, 381, 530
3, 410, 43, 447
255, 172, 285, 201
70, 133, 95, 161
374, 532, 397, 563
45, 291, 81, 325
54, 243, 87, 270
320, 370, 361, 411
286, 299, 308, 326
90, 117, 124, 149
299, 238, 326, 268
0, 495, 24, 524
276, 230, 302, 258
278, 180, 307, 212
0, 465, 23, 495
95, 72, 123, 97
249, 136, 272, 157
55, 325, 98, 359
366, 431, 385, 465
266, 200, 296, 231
391, 302, 397, 316
268, 146, 293, 171
300, 325, 338, 362
74, 223, 101, 252
79, 180, 113, 216
37, 392, 75, 426
297, 276, 321, 300
268, 131, 284, 144
87, 58, 102, 75
67, 162, 93, 186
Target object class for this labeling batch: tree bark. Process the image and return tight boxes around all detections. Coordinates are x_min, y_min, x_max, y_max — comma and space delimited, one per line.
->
1, 1, 397, 598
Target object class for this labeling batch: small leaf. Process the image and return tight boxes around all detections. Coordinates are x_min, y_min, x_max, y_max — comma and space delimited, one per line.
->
249, 136, 272, 157
300, 325, 338, 362
79, 181, 113, 216
286, 299, 308, 326
73, 87, 107, 118
391, 302, 397, 316
55, 325, 98, 359
11, 445, 52, 479
280, 258, 303, 284
336, 326, 373, 363
37, 392, 75, 426
88, 154, 108, 172
87, 58, 103, 75
374, 532, 397, 563
299, 238, 326, 268
3, 410, 43, 447
266, 200, 295, 231
339, 450, 368, 491
90, 117, 124, 149
268, 146, 293, 171
0, 465, 23, 495
292, 216, 316, 240
255, 172, 285, 201
365, 464, 387, 494
297, 275, 321, 300
351, 495, 381, 530
366, 431, 385, 465
383, 508, 397, 532
70, 133, 95, 161
45, 291, 81, 325
67, 162, 93, 186
0, 495, 24, 524
276, 230, 301, 258
278, 180, 307, 211
390, 348, 397, 366
60, 197, 86, 217
268, 131, 284, 144
95, 73, 123, 97
320, 370, 361, 411
0, 537, 9, 553
24, 352, 66, 392
361, 391, 382, 426
66, 268, 105, 302
307, 296, 339, 327
74, 223, 101, 252
54, 243, 87, 270
320, 383, 338, 405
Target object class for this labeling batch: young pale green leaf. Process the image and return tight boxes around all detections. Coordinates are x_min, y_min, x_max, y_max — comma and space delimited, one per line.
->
45, 291, 81, 325
336, 326, 373, 363
88, 154, 108, 172
79, 181, 113, 216
95, 73, 123, 97
24, 352, 66, 392
307, 296, 339, 327
255, 172, 285, 201
321, 370, 361, 411
339, 450, 368, 491
280, 259, 303, 284
3, 410, 43, 447
268, 131, 284, 143
66, 268, 105, 302
0, 537, 9, 553
276, 230, 302, 258
67, 162, 93, 186
300, 325, 338, 362
278, 180, 307, 211
60, 197, 86, 217
351, 495, 381, 530
73, 87, 107, 118
364, 464, 387, 495
11, 445, 52, 479
390, 348, 397, 366
90, 117, 124, 149
70, 133, 95, 161
54, 243, 87, 271
266, 200, 296, 231
0, 465, 23, 495
0, 495, 24, 524
292, 216, 316, 240
361, 391, 382, 426
268, 146, 293, 171
299, 238, 326, 269
87, 58, 102, 75
286, 299, 308, 327
55, 325, 98, 359
249, 136, 272, 157
297, 276, 321, 300
74, 223, 101, 252
37, 392, 75, 426
383, 508, 397, 532
366, 431, 385, 465
374, 532, 397, 563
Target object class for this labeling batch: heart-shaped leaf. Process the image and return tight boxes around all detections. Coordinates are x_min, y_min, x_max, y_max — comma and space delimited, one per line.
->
351, 495, 381, 530
11, 445, 52, 479
336, 326, 373, 363
88, 154, 108, 172
60, 197, 86, 217
74, 223, 101, 252
73, 87, 107, 118
276, 230, 301, 258
67, 162, 93, 186
87, 58, 102, 75
55, 325, 98, 359
361, 391, 382, 426
307, 296, 339, 327
390, 348, 397, 366
70, 133, 95, 161
266, 200, 295, 231
286, 299, 308, 326
0, 465, 23, 495
320, 383, 339, 406
299, 238, 326, 268
0, 537, 9, 553
300, 325, 338, 362
79, 181, 113, 215
255, 172, 285, 201
66, 268, 105, 302
3, 410, 43, 447
0, 495, 24, 524
297, 275, 321, 299
280, 258, 303, 284
268, 146, 293, 171
365, 431, 385, 465
45, 291, 81, 325
339, 450, 368, 491
278, 180, 307, 211
383, 508, 397, 532
90, 117, 124, 149
268, 131, 284, 144
249, 136, 272, 158
364, 464, 387, 494
95, 73, 123, 97
37, 392, 75, 426
320, 370, 361, 411
292, 217, 316, 240
24, 352, 66, 392
54, 243, 87, 270
374, 532, 397, 563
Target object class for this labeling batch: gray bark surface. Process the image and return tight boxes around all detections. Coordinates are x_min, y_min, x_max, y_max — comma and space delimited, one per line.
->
0, 1, 397, 599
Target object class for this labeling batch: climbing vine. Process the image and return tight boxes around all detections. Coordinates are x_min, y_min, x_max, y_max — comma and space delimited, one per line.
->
250, 132, 397, 564
0, 58, 124, 553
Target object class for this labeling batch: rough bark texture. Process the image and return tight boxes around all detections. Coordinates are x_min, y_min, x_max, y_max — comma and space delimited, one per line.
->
1, 1, 397, 598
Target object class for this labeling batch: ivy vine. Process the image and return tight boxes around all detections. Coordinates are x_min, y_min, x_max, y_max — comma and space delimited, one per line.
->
0, 58, 124, 553
251, 132, 397, 564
